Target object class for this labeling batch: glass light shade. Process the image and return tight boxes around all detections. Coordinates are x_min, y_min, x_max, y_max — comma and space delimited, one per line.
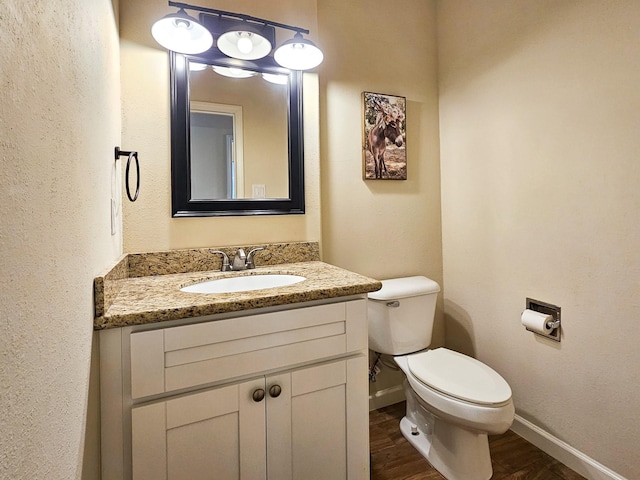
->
189, 62, 208, 71
274, 33, 323, 70
151, 9, 213, 54
262, 73, 289, 85
217, 28, 272, 60
212, 66, 256, 78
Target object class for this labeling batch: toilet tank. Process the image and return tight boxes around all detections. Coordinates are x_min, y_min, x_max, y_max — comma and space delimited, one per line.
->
367, 276, 441, 355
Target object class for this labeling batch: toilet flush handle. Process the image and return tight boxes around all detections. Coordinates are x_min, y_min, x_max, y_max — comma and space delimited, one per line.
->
386, 301, 400, 308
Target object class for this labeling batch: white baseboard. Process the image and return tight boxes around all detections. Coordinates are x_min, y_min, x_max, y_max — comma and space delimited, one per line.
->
368, 384, 405, 411
511, 415, 628, 480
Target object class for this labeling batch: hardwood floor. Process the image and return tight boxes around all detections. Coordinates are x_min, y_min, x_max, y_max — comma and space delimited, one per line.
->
370, 402, 587, 480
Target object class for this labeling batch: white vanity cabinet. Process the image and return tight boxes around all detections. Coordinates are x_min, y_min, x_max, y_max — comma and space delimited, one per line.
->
100, 297, 370, 480
131, 357, 366, 480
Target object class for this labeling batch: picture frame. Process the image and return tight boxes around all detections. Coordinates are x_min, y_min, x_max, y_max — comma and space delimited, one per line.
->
362, 92, 407, 180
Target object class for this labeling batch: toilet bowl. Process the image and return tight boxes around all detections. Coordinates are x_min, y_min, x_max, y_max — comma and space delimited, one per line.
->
395, 350, 514, 480
367, 277, 514, 480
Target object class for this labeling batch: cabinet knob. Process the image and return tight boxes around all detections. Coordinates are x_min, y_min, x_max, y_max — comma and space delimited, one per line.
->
252, 388, 265, 402
269, 385, 282, 398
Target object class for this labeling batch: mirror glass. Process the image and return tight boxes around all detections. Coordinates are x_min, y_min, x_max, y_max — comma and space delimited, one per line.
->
189, 65, 289, 200
170, 52, 304, 216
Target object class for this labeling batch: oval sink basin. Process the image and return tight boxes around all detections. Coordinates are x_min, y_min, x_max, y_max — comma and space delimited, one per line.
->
181, 274, 306, 294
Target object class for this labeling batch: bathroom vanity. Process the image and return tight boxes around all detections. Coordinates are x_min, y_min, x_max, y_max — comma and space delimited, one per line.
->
95, 242, 381, 480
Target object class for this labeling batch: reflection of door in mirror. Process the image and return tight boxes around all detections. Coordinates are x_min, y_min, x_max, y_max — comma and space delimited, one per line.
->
190, 102, 244, 200
189, 66, 289, 199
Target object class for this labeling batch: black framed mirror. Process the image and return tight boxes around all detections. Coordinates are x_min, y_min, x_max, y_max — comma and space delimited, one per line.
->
170, 51, 305, 216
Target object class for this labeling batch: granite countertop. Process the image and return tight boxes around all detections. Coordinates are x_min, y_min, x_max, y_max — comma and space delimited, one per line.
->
94, 243, 381, 329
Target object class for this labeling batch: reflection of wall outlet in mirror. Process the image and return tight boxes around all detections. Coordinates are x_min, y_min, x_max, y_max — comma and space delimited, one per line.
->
252, 184, 266, 199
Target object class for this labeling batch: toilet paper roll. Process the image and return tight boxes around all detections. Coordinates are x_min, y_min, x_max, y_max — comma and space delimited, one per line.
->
521, 309, 554, 335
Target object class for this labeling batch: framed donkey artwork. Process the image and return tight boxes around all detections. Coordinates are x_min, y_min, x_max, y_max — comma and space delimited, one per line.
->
362, 92, 407, 180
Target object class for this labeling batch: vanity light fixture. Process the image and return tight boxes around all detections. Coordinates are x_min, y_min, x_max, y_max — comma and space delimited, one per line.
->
217, 23, 272, 61
273, 32, 324, 71
151, 8, 213, 54
152, 1, 324, 71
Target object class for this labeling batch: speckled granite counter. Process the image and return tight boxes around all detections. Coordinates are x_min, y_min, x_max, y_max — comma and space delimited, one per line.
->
94, 242, 381, 329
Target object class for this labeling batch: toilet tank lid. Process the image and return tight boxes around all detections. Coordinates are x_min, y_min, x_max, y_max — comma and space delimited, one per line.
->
368, 276, 440, 301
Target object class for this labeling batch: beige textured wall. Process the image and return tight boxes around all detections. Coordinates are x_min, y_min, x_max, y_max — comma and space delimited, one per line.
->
438, 1, 640, 478
318, 0, 442, 283
317, 0, 442, 399
120, 0, 321, 252
0, 1, 122, 479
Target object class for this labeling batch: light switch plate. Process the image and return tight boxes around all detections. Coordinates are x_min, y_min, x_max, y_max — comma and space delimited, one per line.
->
252, 184, 266, 199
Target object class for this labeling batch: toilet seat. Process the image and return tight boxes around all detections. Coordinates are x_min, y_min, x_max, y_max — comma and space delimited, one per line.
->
407, 348, 512, 406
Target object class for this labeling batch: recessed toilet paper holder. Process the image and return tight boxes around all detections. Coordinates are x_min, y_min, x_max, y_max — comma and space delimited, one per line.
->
525, 298, 561, 342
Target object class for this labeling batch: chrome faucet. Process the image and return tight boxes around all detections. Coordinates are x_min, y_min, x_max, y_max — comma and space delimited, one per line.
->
212, 247, 265, 272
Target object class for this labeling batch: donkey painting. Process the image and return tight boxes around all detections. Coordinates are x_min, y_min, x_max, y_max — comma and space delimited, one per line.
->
364, 93, 406, 179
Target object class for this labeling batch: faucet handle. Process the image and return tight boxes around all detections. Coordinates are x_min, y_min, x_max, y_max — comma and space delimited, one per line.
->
246, 247, 265, 269
211, 250, 231, 271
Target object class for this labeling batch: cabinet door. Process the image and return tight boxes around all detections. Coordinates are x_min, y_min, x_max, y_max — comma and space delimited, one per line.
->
131, 377, 267, 480
266, 356, 369, 480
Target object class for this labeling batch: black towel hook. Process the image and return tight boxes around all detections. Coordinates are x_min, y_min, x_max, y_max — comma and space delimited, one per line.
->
114, 146, 140, 202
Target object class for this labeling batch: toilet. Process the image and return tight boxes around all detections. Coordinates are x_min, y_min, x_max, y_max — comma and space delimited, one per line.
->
367, 276, 514, 480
